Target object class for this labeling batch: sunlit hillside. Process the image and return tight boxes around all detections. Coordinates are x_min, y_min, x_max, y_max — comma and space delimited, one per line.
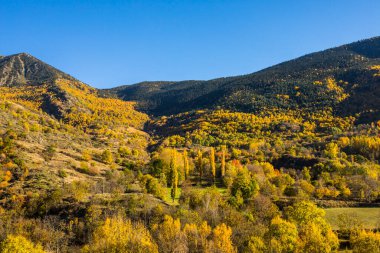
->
1, 37, 380, 252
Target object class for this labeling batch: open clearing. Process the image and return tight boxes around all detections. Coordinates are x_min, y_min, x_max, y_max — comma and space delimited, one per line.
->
325, 207, 380, 230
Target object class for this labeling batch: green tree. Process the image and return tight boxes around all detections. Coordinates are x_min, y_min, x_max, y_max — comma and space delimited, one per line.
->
323, 142, 339, 159
141, 174, 165, 199
302, 167, 311, 182
101, 149, 113, 164
247, 236, 267, 253
286, 201, 339, 252
267, 216, 298, 253
285, 201, 325, 226
230, 167, 259, 201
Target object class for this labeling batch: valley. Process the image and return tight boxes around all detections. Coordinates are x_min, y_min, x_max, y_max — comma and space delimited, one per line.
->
1, 37, 380, 252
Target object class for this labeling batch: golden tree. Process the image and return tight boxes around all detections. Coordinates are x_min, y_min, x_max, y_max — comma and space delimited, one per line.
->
183, 221, 211, 252
196, 150, 203, 185
151, 215, 186, 253
268, 216, 298, 253
221, 145, 226, 177
82, 216, 158, 253
183, 149, 190, 180
0, 234, 45, 253
210, 147, 216, 183
351, 230, 380, 253
170, 150, 178, 202
209, 223, 237, 253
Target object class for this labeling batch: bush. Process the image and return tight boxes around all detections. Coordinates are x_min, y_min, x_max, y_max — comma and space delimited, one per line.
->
141, 174, 165, 199
0, 234, 45, 253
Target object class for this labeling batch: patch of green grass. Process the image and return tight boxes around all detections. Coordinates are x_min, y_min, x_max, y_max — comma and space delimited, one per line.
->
162, 185, 227, 206
163, 187, 182, 206
324, 207, 380, 230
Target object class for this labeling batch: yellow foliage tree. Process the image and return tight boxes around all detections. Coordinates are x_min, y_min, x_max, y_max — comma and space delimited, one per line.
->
209, 223, 236, 253
0, 234, 45, 253
298, 221, 339, 253
183, 149, 190, 180
221, 145, 226, 177
351, 230, 380, 253
268, 216, 298, 253
151, 215, 186, 253
170, 150, 178, 202
210, 147, 216, 183
82, 216, 158, 253
183, 221, 211, 253
197, 150, 203, 184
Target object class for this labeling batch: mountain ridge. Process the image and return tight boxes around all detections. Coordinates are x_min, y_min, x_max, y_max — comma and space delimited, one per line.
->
0, 52, 77, 86
1, 36, 380, 123
105, 36, 380, 122
109, 36, 380, 88
1, 37, 380, 252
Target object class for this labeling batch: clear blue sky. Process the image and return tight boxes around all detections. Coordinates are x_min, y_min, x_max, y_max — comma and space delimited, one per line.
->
1, 0, 380, 88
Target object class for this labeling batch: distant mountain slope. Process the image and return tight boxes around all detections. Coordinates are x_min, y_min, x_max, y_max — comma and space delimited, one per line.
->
107, 37, 380, 122
0, 53, 75, 86
0, 53, 149, 130
0, 54, 152, 218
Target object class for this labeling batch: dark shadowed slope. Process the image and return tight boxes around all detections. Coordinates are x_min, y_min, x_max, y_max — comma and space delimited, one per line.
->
106, 37, 380, 122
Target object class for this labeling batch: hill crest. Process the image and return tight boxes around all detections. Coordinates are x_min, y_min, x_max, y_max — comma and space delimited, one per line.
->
0, 53, 76, 86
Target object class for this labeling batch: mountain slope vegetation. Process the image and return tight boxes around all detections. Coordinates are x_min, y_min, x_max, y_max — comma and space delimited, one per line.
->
0, 37, 380, 252
107, 37, 380, 123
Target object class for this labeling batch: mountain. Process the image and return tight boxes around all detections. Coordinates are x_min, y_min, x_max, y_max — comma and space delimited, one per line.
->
106, 36, 380, 123
0, 53, 151, 212
1, 39, 380, 253
0, 53, 148, 130
0, 53, 76, 86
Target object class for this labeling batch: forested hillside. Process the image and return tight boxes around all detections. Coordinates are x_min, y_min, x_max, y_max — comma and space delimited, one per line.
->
106, 37, 380, 123
0, 37, 380, 252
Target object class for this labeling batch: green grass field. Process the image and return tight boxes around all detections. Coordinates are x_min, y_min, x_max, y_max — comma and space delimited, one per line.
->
163, 187, 182, 206
325, 207, 380, 230
163, 184, 227, 206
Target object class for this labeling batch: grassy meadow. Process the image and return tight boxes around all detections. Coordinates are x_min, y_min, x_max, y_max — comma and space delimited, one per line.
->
325, 207, 380, 230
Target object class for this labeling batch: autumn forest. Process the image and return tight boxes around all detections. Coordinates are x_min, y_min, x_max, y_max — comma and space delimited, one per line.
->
0, 36, 380, 253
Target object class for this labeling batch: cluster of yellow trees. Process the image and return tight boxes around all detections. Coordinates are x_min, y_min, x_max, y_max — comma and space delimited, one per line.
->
0, 86, 47, 110
154, 108, 355, 147
0, 79, 149, 135
1, 74, 380, 252
370, 65, 380, 76
1, 201, 380, 253
57, 79, 148, 131
349, 135, 380, 160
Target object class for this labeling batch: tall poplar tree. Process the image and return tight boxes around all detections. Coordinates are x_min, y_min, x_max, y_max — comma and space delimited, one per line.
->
221, 145, 226, 177
183, 149, 190, 180
197, 150, 203, 185
170, 150, 178, 202
210, 147, 216, 183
